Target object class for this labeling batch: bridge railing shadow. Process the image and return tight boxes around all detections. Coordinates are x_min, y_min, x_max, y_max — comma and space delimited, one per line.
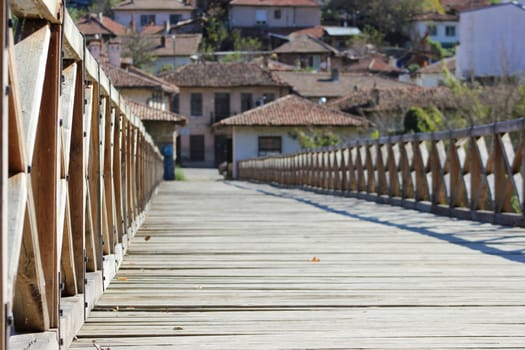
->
229, 181, 525, 265
238, 119, 525, 228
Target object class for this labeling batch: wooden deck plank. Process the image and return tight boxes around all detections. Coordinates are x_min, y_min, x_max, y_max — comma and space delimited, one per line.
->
70, 180, 525, 350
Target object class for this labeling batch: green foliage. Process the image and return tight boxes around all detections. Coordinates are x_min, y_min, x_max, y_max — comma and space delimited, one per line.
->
422, 0, 445, 14
200, 17, 229, 53
89, 0, 120, 17
323, 0, 424, 41
428, 39, 455, 60
291, 128, 340, 149
404, 106, 444, 133
370, 129, 380, 139
442, 68, 487, 127
175, 166, 186, 181
158, 64, 175, 74
122, 32, 157, 69
407, 64, 420, 74
231, 29, 263, 52
221, 51, 242, 63
67, 6, 88, 22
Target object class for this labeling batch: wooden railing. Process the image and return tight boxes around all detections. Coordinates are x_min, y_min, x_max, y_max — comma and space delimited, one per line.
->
239, 118, 525, 227
1, 1, 164, 349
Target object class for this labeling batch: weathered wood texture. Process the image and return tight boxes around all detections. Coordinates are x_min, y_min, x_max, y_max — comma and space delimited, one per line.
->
70, 180, 525, 349
2, 2, 163, 349
239, 118, 525, 227
1, 0, 7, 347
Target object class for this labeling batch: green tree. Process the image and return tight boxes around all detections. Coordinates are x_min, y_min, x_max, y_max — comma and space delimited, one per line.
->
122, 32, 157, 69
404, 106, 444, 133
200, 17, 229, 53
323, 0, 424, 42
232, 29, 262, 52
292, 128, 340, 149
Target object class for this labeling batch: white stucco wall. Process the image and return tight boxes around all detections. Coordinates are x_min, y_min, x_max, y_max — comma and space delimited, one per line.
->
231, 126, 361, 178
457, 4, 525, 78
410, 20, 459, 48
398, 72, 444, 87
114, 10, 193, 31
229, 6, 320, 28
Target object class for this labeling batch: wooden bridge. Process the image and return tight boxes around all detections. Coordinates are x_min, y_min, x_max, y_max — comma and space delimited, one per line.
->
1, 0, 525, 349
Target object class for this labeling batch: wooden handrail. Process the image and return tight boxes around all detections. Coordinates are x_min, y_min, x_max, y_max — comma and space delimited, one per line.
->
1, 2, 164, 349
239, 118, 525, 227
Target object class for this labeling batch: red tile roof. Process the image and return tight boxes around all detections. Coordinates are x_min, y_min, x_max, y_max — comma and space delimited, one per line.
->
411, 12, 459, 22
273, 35, 338, 54
230, 0, 319, 7
274, 71, 410, 98
141, 24, 165, 34
214, 94, 369, 127
77, 14, 128, 36
289, 25, 324, 39
441, 0, 490, 12
112, 0, 194, 11
327, 86, 456, 113
417, 57, 456, 74
160, 62, 289, 88
150, 34, 202, 57
126, 98, 187, 124
102, 62, 179, 93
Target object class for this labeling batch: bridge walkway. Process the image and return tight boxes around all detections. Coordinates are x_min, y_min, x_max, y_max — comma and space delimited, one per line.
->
69, 178, 525, 349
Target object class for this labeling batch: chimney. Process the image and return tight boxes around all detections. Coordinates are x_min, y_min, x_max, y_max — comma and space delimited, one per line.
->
164, 20, 170, 34
87, 37, 102, 61
331, 68, 339, 81
98, 12, 103, 22
108, 38, 122, 67
161, 35, 166, 47
371, 88, 380, 106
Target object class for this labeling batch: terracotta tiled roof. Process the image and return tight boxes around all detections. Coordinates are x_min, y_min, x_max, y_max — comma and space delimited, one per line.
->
327, 86, 456, 113
417, 57, 456, 74
77, 14, 128, 36
102, 63, 179, 93
273, 71, 411, 98
411, 12, 459, 21
441, 0, 490, 12
112, 0, 194, 11
141, 24, 164, 34
289, 25, 324, 39
126, 98, 187, 124
150, 34, 202, 57
273, 35, 338, 54
160, 62, 289, 88
214, 94, 369, 127
230, 0, 319, 7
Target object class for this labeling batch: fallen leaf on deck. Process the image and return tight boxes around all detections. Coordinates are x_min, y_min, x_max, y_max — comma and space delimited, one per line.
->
308, 256, 320, 263
117, 276, 129, 281
144, 235, 151, 241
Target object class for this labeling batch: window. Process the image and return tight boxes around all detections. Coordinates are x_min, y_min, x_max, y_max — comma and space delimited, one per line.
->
445, 25, 456, 37
170, 14, 181, 25
256, 9, 267, 24
191, 93, 203, 116
214, 93, 230, 121
263, 93, 275, 103
427, 24, 437, 36
258, 136, 282, 156
140, 15, 156, 26
274, 9, 281, 19
171, 94, 179, 114
241, 93, 252, 112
